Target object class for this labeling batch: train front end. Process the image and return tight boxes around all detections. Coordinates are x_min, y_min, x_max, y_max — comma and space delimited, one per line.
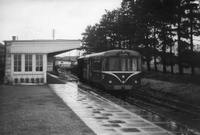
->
101, 50, 142, 91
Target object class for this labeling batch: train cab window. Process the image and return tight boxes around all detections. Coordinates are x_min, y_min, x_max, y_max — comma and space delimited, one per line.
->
127, 58, 132, 71
108, 57, 120, 71
121, 57, 138, 71
105, 57, 139, 71
130, 58, 138, 71
121, 58, 126, 71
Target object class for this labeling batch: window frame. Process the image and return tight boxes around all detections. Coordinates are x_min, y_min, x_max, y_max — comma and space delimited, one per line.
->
25, 54, 32, 72
14, 54, 21, 72
105, 56, 139, 71
36, 54, 43, 72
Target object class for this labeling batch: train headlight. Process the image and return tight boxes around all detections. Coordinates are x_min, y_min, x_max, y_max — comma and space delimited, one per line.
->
134, 80, 138, 84
108, 80, 112, 84
122, 75, 125, 78
122, 81, 125, 84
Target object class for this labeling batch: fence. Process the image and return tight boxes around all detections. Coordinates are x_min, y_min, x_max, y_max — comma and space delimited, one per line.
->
142, 62, 200, 75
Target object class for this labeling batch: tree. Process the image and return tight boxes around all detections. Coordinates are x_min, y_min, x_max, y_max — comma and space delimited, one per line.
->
184, 0, 200, 74
82, 0, 200, 75
173, 0, 200, 74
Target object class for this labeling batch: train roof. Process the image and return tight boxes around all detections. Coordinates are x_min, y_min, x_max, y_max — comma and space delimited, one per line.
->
78, 49, 141, 59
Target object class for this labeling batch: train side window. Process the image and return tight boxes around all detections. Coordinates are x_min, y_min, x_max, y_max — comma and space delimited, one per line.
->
83, 60, 87, 69
102, 58, 106, 70
91, 58, 101, 70
105, 58, 109, 71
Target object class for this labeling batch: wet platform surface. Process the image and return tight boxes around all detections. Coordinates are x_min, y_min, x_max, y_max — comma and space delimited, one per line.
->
49, 83, 196, 135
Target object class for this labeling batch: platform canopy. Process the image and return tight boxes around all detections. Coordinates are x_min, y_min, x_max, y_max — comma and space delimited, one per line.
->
5, 39, 81, 54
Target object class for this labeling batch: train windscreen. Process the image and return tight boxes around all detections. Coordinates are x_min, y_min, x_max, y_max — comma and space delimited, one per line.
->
104, 57, 138, 71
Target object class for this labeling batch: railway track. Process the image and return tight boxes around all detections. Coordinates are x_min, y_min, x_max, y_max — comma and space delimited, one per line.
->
65, 71, 200, 117
80, 82, 200, 118
78, 83, 200, 135
59, 72, 200, 117
78, 82, 200, 133
124, 87, 200, 117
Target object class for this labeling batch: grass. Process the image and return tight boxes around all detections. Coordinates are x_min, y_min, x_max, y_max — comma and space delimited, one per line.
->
0, 85, 95, 135
142, 71, 200, 106
144, 71, 200, 85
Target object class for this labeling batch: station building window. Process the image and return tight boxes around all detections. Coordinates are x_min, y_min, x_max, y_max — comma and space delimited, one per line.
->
14, 54, 21, 72
36, 55, 43, 71
25, 54, 32, 72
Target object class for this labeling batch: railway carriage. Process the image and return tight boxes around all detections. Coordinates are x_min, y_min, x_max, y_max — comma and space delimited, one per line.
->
77, 49, 142, 91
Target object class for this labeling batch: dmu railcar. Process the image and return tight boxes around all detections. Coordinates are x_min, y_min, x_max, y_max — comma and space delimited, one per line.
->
77, 49, 142, 91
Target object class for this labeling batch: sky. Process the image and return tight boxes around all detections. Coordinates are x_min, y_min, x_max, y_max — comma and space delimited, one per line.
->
0, 0, 122, 43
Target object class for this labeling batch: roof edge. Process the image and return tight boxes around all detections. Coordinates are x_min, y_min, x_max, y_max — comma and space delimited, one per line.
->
4, 39, 81, 43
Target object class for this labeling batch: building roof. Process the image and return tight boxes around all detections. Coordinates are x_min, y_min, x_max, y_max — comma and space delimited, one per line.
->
4, 39, 81, 43
79, 49, 141, 59
4, 39, 82, 54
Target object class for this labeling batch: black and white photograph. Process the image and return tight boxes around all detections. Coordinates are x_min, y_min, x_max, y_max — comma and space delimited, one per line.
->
0, 0, 200, 134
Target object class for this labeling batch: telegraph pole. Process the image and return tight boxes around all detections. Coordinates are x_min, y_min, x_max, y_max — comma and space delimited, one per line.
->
52, 29, 55, 40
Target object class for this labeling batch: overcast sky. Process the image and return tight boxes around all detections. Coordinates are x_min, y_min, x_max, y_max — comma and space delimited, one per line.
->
0, 0, 122, 42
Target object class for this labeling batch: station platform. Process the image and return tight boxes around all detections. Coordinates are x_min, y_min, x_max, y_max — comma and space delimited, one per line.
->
49, 82, 173, 135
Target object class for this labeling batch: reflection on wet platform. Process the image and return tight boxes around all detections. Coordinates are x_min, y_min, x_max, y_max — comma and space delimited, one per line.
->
49, 83, 193, 135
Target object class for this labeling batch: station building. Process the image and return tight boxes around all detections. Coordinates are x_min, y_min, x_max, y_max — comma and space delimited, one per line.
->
4, 38, 81, 85
0, 43, 5, 83
0, 43, 5, 68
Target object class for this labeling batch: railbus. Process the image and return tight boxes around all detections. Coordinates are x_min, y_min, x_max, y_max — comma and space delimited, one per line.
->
77, 49, 142, 91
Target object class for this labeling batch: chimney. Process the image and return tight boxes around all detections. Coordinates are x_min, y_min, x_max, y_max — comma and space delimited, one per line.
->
12, 36, 17, 41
